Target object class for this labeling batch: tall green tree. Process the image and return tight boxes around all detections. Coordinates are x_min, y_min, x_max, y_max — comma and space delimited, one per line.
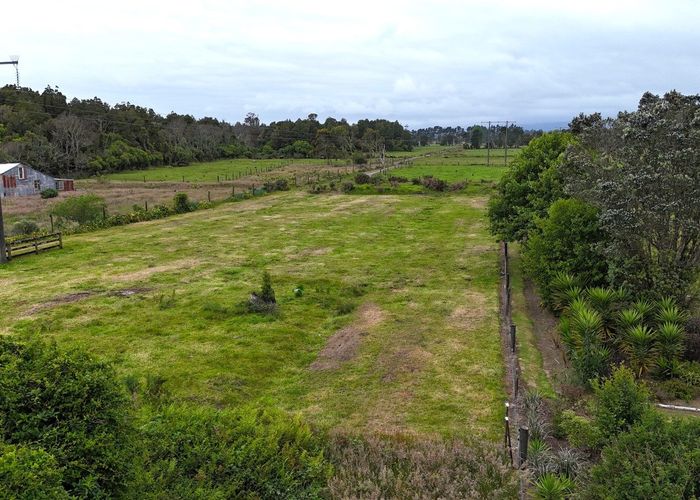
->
488, 131, 575, 242
562, 91, 700, 302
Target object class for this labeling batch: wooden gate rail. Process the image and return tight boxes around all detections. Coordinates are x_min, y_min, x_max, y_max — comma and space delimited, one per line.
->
5, 233, 62, 260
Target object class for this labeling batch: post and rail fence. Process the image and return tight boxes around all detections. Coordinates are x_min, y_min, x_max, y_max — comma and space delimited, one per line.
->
4, 232, 62, 261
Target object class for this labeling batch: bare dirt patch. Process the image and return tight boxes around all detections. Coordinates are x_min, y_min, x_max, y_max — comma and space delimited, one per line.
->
310, 302, 385, 370
23, 291, 95, 316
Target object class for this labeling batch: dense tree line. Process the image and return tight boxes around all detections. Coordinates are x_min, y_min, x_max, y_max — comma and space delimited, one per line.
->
0, 86, 413, 177
412, 124, 542, 148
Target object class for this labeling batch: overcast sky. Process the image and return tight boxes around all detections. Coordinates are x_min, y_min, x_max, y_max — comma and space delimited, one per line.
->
3, 0, 698, 129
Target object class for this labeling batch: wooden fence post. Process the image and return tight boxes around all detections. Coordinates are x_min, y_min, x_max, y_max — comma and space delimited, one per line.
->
518, 427, 529, 467
207, 191, 211, 202
50, 214, 54, 233
510, 324, 516, 353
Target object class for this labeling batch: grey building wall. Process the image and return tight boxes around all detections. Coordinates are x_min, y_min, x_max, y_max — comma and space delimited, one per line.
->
1, 164, 58, 197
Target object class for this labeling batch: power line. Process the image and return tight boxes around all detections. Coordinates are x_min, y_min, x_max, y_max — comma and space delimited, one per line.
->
479, 120, 515, 167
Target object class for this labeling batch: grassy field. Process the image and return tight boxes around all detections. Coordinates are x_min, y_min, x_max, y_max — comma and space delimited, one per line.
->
104, 158, 333, 182
0, 190, 506, 439
391, 146, 517, 182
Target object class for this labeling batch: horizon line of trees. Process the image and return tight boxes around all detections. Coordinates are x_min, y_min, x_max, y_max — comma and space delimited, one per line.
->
412, 124, 543, 149
0, 85, 415, 177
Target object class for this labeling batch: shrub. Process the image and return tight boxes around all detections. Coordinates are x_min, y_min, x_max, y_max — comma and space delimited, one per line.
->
51, 194, 105, 225
0, 338, 133, 497
0, 443, 69, 499
173, 192, 191, 213
421, 176, 448, 191
40, 188, 58, 199
341, 181, 354, 193
248, 271, 277, 313
355, 172, 371, 184
558, 410, 603, 450
591, 365, 651, 440
131, 405, 331, 498
11, 219, 39, 236
352, 153, 367, 164
581, 412, 700, 499
327, 432, 518, 499
263, 178, 289, 192
655, 378, 696, 401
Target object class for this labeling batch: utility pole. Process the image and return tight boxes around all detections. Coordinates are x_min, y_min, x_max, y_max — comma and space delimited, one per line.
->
504, 120, 509, 166
0, 196, 7, 263
487, 121, 491, 166
0, 56, 19, 86
480, 120, 515, 168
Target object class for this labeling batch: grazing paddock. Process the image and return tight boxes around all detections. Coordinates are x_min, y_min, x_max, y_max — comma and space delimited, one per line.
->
390, 146, 518, 182
0, 190, 506, 439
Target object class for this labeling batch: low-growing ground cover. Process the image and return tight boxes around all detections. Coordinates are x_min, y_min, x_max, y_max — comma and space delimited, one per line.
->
0, 190, 506, 439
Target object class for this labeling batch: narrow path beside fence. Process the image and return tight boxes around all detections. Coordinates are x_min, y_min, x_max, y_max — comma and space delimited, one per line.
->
499, 241, 528, 498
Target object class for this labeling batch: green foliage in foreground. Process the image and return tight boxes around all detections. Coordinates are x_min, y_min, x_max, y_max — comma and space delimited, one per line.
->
581, 412, 700, 499
132, 405, 332, 499
0, 443, 69, 499
0, 338, 133, 497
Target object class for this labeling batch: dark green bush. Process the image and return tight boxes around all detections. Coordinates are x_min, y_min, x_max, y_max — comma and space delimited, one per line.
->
352, 153, 367, 164
40, 188, 58, 199
173, 192, 191, 213
522, 198, 608, 306
355, 172, 371, 184
591, 365, 651, 440
11, 219, 39, 236
51, 194, 105, 224
131, 405, 331, 498
341, 181, 355, 193
0, 443, 69, 499
0, 338, 133, 497
581, 412, 700, 499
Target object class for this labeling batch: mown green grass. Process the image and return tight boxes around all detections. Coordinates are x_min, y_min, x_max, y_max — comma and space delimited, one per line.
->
508, 244, 555, 397
104, 158, 332, 182
0, 191, 506, 440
